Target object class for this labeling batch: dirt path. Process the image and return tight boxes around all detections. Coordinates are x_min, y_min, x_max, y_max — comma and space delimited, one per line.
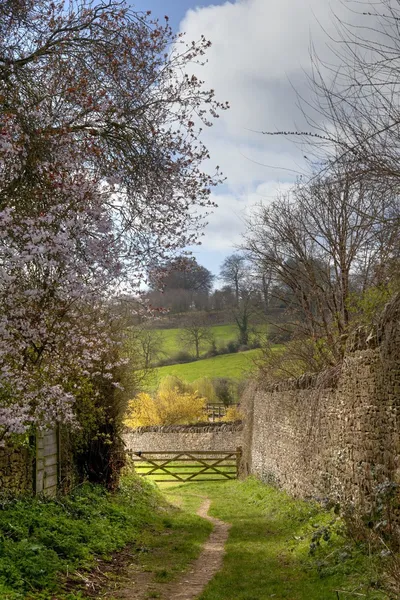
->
110, 497, 230, 600
161, 498, 230, 599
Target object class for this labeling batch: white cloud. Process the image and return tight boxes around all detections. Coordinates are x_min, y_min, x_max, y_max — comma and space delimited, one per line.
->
191, 180, 293, 254
179, 0, 359, 261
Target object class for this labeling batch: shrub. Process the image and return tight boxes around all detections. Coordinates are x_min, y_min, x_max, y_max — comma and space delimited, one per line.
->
212, 378, 235, 406
124, 389, 206, 426
190, 377, 217, 403
158, 375, 192, 395
205, 340, 218, 358
223, 405, 244, 422
173, 350, 196, 364
66, 351, 137, 491
216, 344, 229, 354
226, 340, 239, 354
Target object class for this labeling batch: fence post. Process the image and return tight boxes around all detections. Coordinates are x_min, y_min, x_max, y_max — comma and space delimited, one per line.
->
236, 446, 242, 478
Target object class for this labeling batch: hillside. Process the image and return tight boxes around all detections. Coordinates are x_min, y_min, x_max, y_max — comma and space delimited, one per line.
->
154, 348, 261, 382
157, 323, 239, 356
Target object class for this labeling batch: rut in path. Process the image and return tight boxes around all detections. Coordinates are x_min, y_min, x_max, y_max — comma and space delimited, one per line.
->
112, 497, 230, 600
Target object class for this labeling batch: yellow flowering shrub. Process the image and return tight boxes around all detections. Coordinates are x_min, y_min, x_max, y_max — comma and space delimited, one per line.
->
223, 405, 244, 422
124, 388, 206, 427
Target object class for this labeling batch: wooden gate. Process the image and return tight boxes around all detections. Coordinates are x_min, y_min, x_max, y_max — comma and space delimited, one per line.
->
129, 448, 242, 482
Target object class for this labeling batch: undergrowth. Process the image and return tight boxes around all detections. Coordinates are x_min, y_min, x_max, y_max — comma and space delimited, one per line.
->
0, 474, 165, 599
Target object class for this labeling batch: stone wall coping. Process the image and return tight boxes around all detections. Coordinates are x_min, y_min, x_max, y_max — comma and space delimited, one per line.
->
125, 421, 243, 434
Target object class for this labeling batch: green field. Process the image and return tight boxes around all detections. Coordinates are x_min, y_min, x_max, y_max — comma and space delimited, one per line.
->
157, 324, 240, 356
153, 348, 261, 383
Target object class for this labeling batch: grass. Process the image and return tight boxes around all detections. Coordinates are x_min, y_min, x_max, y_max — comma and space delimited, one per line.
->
157, 324, 267, 358
157, 324, 240, 357
0, 473, 210, 600
1, 473, 389, 599
162, 478, 387, 600
153, 348, 261, 383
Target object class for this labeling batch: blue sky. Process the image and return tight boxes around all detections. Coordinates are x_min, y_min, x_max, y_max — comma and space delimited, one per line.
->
131, 1, 227, 32
127, 0, 355, 278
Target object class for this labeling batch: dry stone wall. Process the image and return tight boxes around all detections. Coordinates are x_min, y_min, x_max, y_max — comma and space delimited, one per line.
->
124, 422, 243, 455
0, 443, 33, 495
242, 295, 400, 511
0, 428, 59, 496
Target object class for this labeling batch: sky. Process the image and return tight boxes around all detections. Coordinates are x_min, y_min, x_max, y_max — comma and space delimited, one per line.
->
129, 0, 355, 277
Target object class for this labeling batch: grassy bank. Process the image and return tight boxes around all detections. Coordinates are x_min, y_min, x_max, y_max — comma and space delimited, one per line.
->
163, 478, 387, 600
0, 475, 210, 600
154, 348, 261, 382
158, 324, 239, 356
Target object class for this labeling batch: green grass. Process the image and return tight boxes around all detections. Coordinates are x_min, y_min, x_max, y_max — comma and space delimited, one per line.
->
153, 349, 261, 383
1, 473, 390, 599
157, 324, 240, 357
162, 478, 387, 600
0, 474, 210, 600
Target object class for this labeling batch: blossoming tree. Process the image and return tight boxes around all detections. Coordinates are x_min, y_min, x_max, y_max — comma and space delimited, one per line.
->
0, 0, 227, 443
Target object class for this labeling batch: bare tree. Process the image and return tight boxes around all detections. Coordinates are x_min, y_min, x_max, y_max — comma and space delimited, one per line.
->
136, 328, 165, 369
243, 170, 398, 366
178, 317, 215, 359
220, 253, 248, 307
305, 0, 400, 190
261, 0, 400, 213
232, 286, 261, 346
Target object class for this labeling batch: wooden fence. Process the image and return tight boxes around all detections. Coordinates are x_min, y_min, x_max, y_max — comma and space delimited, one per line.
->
128, 448, 242, 483
206, 403, 227, 421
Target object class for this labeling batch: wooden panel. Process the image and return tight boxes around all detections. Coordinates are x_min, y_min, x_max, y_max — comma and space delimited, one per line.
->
43, 473, 57, 489
44, 454, 58, 467
36, 428, 58, 497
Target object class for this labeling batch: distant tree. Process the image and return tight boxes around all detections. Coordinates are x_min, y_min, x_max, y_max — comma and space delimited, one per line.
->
210, 285, 236, 311
219, 254, 248, 306
149, 256, 214, 293
179, 316, 215, 359
219, 255, 262, 346
232, 286, 261, 346
136, 328, 165, 369
148, 256, 214, 312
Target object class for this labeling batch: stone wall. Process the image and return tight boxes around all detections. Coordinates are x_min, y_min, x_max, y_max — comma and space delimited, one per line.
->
243, 295, 400, 511
0, 443, 33, 495
124, 422, 243, 455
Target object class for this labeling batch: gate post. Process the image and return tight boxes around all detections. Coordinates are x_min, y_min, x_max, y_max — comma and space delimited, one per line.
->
236, 446, 242, 478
